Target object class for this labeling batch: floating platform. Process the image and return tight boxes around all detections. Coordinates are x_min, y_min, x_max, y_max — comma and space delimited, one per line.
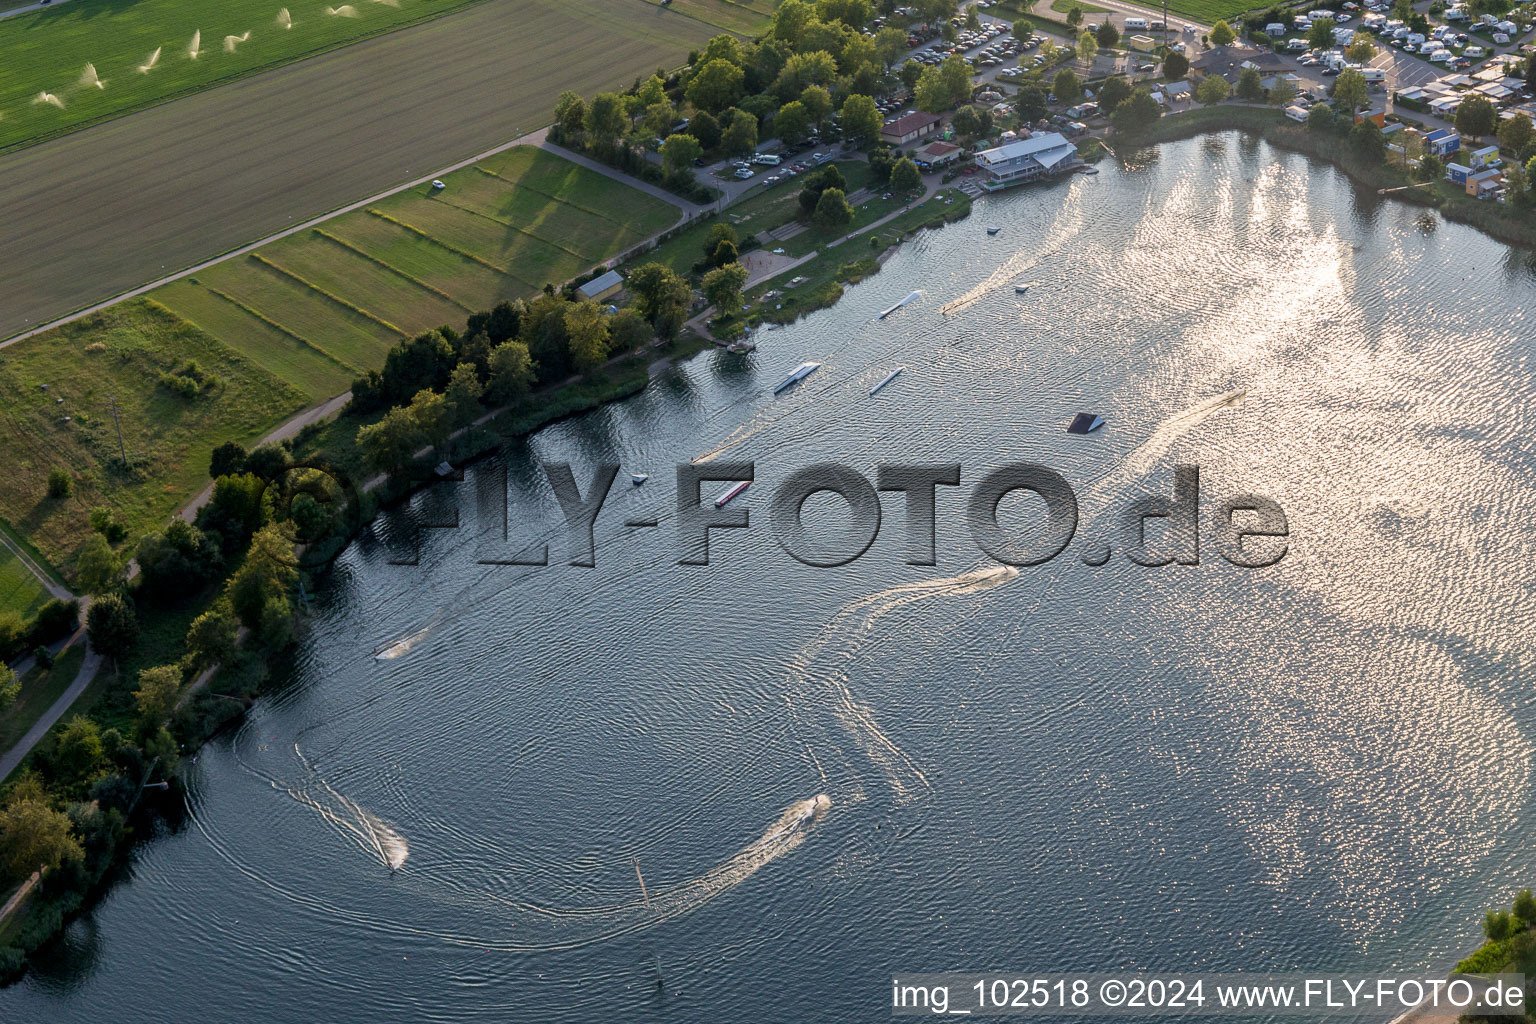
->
1066, 413, 1105, 434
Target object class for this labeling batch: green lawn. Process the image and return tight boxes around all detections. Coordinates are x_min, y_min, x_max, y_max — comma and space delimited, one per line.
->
1051, 0, 1110, 15
0, 643, 86, 754
0, 0, 497, 152
0, 548, 48, 619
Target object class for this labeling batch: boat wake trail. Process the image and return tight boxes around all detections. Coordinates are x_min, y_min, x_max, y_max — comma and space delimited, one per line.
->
288, 744, 409, 870
786, 565, 1019, 803
373, 614, 440, 661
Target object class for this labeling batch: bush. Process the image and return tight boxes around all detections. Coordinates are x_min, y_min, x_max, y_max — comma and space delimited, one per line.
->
29, 599, 79, 647
46, 469, 71, 499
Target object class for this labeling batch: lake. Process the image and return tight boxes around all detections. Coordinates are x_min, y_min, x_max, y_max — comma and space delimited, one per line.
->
6, 133, 1536, 1022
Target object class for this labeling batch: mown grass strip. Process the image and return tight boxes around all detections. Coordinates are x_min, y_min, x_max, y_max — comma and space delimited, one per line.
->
472, 164, 630, 225
247, 253, 408, 338
200, 284, 361, 373
431, 194, 593, 262
364, 208, 542, 292
311, 229, 476, 313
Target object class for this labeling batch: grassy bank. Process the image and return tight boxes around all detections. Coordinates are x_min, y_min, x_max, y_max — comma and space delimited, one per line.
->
0, 645, 86, 752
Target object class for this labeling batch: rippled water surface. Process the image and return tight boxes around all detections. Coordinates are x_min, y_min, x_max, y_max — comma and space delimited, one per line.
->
6, 135, 1536, 1022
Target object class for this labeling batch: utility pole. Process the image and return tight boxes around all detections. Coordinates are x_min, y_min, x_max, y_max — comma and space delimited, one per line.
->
107, 395, 126, 464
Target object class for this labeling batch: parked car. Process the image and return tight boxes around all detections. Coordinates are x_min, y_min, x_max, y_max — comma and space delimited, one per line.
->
733, 167, 754, 180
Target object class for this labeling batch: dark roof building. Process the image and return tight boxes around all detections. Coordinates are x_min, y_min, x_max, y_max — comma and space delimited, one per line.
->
881, 111, 943, 146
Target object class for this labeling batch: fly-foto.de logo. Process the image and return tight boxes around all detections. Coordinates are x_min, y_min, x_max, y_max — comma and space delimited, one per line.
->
391, 462, 1290, 571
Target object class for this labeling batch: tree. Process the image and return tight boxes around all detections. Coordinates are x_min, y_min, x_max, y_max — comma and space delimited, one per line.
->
584, 92, 628, 150
56, 716, 104, 784
0, 785, 82, 880
89, 506, 128, 545
938, 53, 972, 107
775, 100, 813, 144
951, 104, 981, 139
1066, 4, 1083, 27
47, 468, 71, 499
1333, 68, 1369, 114
687, 110, 722, 150
407, 388, 451, 449
1515, 889, 1536, 930
1210, 19, 1236, 46
209, 441, 247, 479
1164, 50, 1189, 78
75, 533, 123, 596
890, 156, 923, 192
555, 91, 586, 147
900, 58, 924, 93
1111, 87, 1163, 135
627, 263, 691, 339
773, 0, 815, 42
1455, 94, 1497, 138
1096, 21, 1120, 48
564, 302, 612, 374
1486, 909, 1515, 942
1076, 29, 1098, 63
487, 340, 536, 404
915, 64, 950, 112
1096, 75, 1132, 114
721, 108, 759, 156
1015, 82, 1048, 121
1197, 73, 1231, 105
1350, 118, 1386, 162
379, 329, 455, 405
812, 186, 854, 230
1345, 36, 1376, 63
443, 362, 484, 428
186, 607, 239, 667
966, 5, 981, 29
1307, 102, 1336, 133
1499, 113, 1534, 155
1307, 17, 1336, 51
133, 665, 181, 726
1505, 159, 1528, 202
1053, 68, 1083, 104
800, 84, 833, 125
609, 308, 652, 352
1269, 77, 1297, 106
0, 663, 17, 709
659, 134, 702, 180
702, 262, 749, 317
840, 93, 881, 147
874, 26, 908, 68
775, 50, 838, 97
1236, 66, 1265, 101
356, 406, 425, 475
686, 59, 745, 114
135, 519, 222, 601
228, 524, 298, 631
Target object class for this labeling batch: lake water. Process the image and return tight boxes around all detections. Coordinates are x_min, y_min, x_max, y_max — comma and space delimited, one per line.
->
6, 134, 1536, 1022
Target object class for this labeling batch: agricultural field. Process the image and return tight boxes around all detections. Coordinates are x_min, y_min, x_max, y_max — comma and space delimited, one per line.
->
0, 147, 678, 569
0, 0, 768, 154
0, 0, 718, 341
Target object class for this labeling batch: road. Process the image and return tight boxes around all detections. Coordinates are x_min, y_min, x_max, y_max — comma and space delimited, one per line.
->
0, 634, 100, 783
0, 0, 75, 20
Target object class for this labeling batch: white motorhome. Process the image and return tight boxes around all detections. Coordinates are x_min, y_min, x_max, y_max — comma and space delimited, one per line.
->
1124, 16, 1148, 29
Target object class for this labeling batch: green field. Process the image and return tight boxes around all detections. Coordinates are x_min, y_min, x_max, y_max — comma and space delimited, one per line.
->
0, 548, 48, 619
153, 145, 679, 396
0, 301, 308, 567
0, 147, 678, 569
0, 0, 771, 154
0, 0, 721, 341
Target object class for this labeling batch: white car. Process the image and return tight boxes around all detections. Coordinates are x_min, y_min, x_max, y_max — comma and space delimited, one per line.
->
733, 167, 754, 180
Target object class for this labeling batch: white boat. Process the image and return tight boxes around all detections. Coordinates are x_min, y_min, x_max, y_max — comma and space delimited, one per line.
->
631, 473, 648, 486
1014, 283, 1029, 294
869, 367, 902, 396
715, 480, 750, 508
774, 361, 821, 393
876, 290, 922, 320
987, 226, 1002, 235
